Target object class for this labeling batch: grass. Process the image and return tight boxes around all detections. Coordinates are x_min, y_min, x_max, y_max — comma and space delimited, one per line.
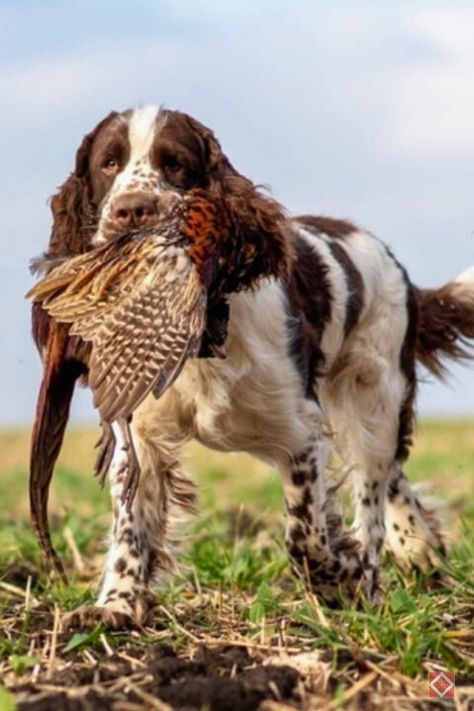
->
0, 421, 473, 709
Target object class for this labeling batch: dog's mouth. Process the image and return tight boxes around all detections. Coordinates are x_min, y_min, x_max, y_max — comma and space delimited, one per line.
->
93, 191, 183, 246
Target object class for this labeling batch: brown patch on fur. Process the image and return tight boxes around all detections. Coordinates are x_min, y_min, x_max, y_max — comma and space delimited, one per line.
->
48, 111, 120, 257
212, 174, 292, 289
326, 240, 365, 334
295, 215, 358, 238
285, 233, 333, 395
161, 112, 294, 358
416, 282, 474, 377
397, 278, 418, 461
155, 110, 222, 190
159, 111, 294, 289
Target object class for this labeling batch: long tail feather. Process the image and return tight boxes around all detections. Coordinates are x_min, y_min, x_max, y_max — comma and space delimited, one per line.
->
29, 317, 83, 580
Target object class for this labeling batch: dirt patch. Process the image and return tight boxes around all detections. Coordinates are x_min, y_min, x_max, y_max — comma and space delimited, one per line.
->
3, 561, 40, 588
12, 644, 301, 711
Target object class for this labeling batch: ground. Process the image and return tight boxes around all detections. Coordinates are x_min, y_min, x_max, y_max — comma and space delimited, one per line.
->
0, 421, 473, 710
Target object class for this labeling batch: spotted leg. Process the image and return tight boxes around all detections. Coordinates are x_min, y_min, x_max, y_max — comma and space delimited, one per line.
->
342, 362, 411, 600
63, 418, 196, 630
384, 464, 445, 570
284, 432, 362, 602
351, 460, 389, 600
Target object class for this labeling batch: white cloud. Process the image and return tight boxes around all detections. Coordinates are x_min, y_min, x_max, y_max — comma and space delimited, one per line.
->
388, 7, 474, 156
0, 39, 186, 126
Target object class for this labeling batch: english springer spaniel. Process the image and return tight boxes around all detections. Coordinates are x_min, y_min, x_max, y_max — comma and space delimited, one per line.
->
31, 106, 474, 628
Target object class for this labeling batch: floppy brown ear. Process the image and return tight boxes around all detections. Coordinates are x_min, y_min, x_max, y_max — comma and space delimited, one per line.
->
186, 120, 292, 289
47, 111, 119, 258
47, 174, 92, 257
178, 111, 293, 290
208, 166, 293, 294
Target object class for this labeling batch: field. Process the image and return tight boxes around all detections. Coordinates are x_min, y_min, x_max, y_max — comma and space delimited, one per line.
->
0, 421, 473, 710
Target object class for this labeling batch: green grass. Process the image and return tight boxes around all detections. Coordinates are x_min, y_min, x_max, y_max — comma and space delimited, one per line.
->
0, 421, 473, 708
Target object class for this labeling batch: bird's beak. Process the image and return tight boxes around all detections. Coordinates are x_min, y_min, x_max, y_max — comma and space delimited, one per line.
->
29, 308, 84, 582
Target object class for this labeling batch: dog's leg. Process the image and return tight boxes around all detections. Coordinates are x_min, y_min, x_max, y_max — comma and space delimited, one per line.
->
346, 355, 445, 596
340, 359, 407, 600
384, 376, 445, 570
284, 432, 362, 601
350, 459, 390, 600
384, 465, 445, 570
63, 413, 195, 630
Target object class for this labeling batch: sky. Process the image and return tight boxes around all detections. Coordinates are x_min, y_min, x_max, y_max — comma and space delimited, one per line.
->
1, 0, 473, 426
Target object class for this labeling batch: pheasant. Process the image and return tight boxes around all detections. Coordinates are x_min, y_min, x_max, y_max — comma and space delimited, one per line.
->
27, 190, 231, 574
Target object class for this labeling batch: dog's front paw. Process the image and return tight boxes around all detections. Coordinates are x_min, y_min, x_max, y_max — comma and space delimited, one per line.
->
62, 593, 154, 630
62, 604, 137, 630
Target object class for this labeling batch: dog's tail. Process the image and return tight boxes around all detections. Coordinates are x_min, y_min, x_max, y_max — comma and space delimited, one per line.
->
416, 266, 474, 377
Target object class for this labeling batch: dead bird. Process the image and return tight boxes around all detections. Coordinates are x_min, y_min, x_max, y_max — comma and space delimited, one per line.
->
26, 189, 254, 579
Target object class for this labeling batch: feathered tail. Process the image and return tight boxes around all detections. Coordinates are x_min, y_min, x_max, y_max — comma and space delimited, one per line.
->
29, 305, 88, 580
416, 266, 474, 377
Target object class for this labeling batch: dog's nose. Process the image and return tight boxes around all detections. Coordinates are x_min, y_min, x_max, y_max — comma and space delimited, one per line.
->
112, 193, 158, 229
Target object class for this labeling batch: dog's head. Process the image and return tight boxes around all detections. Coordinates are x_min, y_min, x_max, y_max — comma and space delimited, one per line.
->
47, 106, 292, 289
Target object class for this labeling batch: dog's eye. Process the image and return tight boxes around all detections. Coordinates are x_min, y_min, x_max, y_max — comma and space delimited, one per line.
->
164, 157, 181, 173
102, 158, 119, 176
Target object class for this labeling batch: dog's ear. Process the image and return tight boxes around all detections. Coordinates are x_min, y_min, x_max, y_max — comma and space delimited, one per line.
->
177, 112, 224, 176
47, 111, 118, 257
178, 112, 293, 288
212, 167, 293, 292
190, 122, 293, 289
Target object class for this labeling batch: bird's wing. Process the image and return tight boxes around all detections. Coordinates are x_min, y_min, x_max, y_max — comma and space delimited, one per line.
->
53, 241, 206, 421
26, 220, 208, 421
27, 237, 154, 324
26, 248, 108, 305
86, 251, 206, 421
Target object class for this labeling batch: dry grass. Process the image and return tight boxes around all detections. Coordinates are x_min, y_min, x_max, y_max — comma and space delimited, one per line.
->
0, 422, 473, 710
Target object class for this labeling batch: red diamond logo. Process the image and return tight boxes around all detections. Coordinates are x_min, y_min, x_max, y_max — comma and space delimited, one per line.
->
429, 671, 455, 698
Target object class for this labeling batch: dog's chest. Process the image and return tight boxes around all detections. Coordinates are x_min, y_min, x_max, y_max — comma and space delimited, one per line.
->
171, 283, 321, 462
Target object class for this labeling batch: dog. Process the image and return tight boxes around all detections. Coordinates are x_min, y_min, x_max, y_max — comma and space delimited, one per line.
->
31, 106, 474, 628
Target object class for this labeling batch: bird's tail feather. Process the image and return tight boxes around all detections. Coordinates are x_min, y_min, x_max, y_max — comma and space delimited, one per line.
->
29, 315, 83, 581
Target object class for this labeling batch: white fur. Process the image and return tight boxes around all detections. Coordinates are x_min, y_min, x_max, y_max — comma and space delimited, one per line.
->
135, 279, 321, 469
95, 106, 165, 244
128, 106, 161, 163
97, 422, 133, 608
292, 227, 409, 464
455, 265, 474, 285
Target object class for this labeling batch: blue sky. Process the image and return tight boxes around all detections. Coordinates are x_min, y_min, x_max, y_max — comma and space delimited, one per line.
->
1, 0, 473, 425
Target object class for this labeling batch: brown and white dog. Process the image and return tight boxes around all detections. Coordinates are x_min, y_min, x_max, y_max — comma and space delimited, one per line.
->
31, 106, 474, 628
